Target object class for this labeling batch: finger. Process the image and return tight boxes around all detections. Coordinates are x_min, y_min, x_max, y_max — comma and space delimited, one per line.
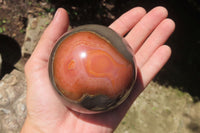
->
140, 45, 171, 86
135, 18, 175, 68
109, 7, 146, 36
125, 6, 168, 53
31, 8, 69, 62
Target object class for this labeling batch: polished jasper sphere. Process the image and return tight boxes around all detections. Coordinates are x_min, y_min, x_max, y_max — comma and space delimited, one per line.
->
49, 24, 137, 114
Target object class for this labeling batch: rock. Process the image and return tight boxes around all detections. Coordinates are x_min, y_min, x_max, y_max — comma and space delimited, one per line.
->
0, 13, 52, 133
2, 115, 19, 132
0, 88, 10, 107
21, 15, 52, 58
0, 5, 53, 133
115, 82, 200, 133
14, 57, 27, 72
0, 108, 11, 115
0, 69, 26, 133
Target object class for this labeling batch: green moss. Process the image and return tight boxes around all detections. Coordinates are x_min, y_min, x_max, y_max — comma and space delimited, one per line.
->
174, 89, 186, 97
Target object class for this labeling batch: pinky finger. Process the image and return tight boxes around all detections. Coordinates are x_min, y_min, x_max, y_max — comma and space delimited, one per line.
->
140, 45, 171, 87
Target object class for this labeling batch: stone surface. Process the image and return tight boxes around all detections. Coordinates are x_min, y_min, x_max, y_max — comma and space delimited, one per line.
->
0, 69, 26, 133
21, 14, 52, 57
14, 58, 27, 72
0, 14, 52, 133
115, 82, 200, 133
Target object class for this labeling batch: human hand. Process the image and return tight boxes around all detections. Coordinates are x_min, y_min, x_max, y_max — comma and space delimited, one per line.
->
21, 6, 175, 133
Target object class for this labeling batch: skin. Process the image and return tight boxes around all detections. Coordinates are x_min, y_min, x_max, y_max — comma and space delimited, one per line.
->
21, 6, 175, 133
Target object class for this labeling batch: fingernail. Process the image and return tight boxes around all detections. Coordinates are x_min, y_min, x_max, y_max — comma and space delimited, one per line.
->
54, 8, 61, 20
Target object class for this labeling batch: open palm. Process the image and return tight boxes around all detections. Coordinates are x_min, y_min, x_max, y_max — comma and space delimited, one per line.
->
21, 7, 175, 133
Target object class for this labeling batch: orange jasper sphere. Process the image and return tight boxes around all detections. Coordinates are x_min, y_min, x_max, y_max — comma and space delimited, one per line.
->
49, 25, 136, 114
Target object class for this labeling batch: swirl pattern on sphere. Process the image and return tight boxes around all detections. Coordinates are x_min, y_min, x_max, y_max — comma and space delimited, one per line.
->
53, 31, 133, 101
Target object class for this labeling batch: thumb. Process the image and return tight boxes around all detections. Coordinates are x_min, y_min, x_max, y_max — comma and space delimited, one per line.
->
30, 8, 69, 64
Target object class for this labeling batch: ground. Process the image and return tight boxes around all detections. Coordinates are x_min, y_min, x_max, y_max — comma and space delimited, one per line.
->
0, 0, 200, 133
